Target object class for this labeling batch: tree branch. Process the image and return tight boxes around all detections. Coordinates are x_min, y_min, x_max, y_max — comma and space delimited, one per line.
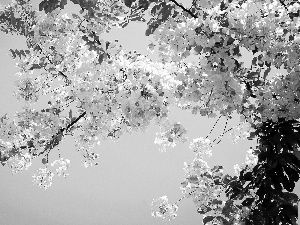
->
33, 111, 87, 157
277, 0, 289, 11
63, 111, 87, 134
168, 0, 198, 19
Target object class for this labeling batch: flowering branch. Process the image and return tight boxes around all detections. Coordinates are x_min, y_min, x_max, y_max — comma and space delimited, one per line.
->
34, 111, 87, 157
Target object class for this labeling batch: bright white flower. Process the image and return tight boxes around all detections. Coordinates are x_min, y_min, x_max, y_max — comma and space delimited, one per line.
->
151, 196, 178, 221
288, 3, 300, 13
154, 121, 188, 152
32, 167, 54, 190
229, 123, 254, 144
189, 137, 212, 158
205, 217, 224, 225
13, 76, 41, 102
7, 152, 32, 174
233, 147, 258, 175
51, 158, 71, 178
233, 164, 242, 176
78, 148, 100, 168
245, 147, 258, 169
184, 157, 210, 177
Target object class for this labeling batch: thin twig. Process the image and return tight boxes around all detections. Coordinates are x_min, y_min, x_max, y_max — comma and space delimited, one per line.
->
278, 0, 289, 11
168, 0, 198, 19
175, 186, 200, 204
205, 115, 222, 139
214, 117, 229, 145
209, 122, 244, 148
63, 111, 87, 134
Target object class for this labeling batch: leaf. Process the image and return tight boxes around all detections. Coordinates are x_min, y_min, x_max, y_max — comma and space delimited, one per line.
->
212, 165, 223, 172
69, 109, 72, 119
220, 1, 227, 10
279, 123, 294, 134
276, 167, 292, 191
226, 36, 235, 46
29, 64, 42, 70
203, 172, 212, 179
242, 197, 255, 206
216, 216, 230, 225
9, 49, 16, 59
279, 204, 298, 220
42, 158, 47, 164
193, 45, 203, 54
270, 168, 283, 192
69, 0, 80, 4
283, 192, 299, 203
285, 153, 300, 171
159, 4, 173, 21
247, 71, 259, 79
145, 18, 162, 36
247, 131, 256, 140
232, 46, 241, 57
120, 20, 129, 28
137, 0, 153, 10
283, 165, 299, 184
150, 1, 163, 13
39, 0, 47, 11
71, 14, 81, 20
19, 50, 26, 57
124, 0, 136, 7
145, 2, 175, 36
197, 205, 212, 214
268, 201, 279, 216
294, 151, 300, 160
203, 216, 215, 225
252, 79, 263, 86
181, 180, 188, 188
243, 171, 252, 181
39, 0, 60, 13
60, 0, 68, 9
263, 67, 271, 80
222, 174, 233, 185
222, 200, 234, 217
98, 53, 106, 64
211, 199, 223, 205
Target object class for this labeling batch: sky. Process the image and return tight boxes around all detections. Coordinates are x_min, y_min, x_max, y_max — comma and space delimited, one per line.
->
0, 0, 299, 225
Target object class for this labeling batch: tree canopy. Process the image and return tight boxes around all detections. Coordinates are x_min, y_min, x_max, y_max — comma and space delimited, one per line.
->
0, 0, 299, 224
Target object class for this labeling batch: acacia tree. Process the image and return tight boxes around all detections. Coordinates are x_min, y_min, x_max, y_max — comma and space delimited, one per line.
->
0, 0, 300, 224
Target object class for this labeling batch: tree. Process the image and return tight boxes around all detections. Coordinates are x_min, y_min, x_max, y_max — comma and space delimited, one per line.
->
0, 0, 300, 224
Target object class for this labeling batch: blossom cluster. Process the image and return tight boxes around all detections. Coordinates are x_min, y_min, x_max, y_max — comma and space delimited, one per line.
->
189, 137, 212, 158
51, 158, 71, 178
6, 152, 32, 174
229, 122, 254, 144
151, 196, 179, 221
32, 167, 54, 190
154, 121, 188, 152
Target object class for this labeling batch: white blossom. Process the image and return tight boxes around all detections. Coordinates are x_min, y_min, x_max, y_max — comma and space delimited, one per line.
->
32, 167, 54, 190
51, 158, 71, 178
151, 196, 178, 221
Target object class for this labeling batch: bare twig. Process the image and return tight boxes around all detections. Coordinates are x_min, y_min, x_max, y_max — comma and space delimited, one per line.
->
168, 0, 198, 19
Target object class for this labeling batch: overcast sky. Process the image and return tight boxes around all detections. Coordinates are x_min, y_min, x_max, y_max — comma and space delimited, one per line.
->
0, 1, 299, 225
